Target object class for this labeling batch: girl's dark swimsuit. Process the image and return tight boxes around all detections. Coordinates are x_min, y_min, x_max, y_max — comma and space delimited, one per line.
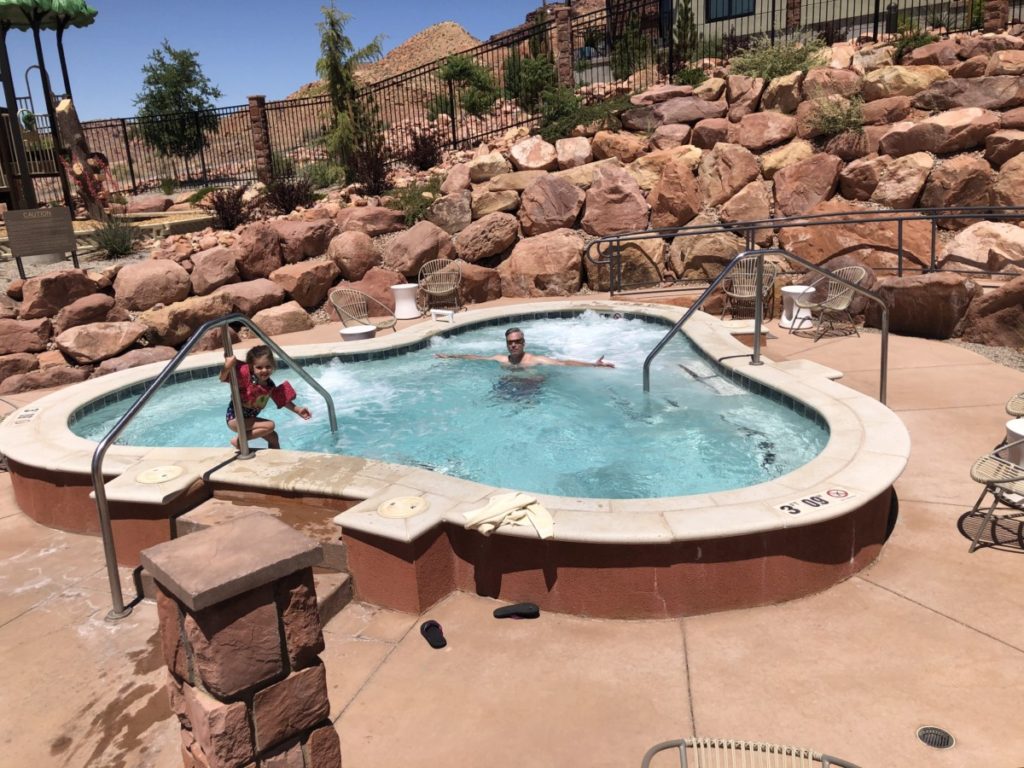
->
224, 363, 297, 423
225, 402, 262, 423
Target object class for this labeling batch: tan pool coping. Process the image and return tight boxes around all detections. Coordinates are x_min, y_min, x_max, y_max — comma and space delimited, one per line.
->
0, 299, 909, 546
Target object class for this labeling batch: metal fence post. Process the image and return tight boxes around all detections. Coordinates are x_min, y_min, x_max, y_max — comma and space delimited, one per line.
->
872, 0, 882, 40
120, 118, 137, 194
447, 79, 458, 148
195, 110, 209, 185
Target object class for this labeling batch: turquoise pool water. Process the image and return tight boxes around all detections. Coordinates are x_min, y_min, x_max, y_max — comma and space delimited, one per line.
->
71, 312, 828, 498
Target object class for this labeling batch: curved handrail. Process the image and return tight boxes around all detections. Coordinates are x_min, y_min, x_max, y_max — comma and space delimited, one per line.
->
92, 313, 338, 620
584, 204, 1024, 289
642, 249, 890, 404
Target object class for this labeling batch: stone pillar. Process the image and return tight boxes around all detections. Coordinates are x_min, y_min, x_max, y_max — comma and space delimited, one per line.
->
141, 514, 341, 768
983, 0, 1010, 32
248, 95, 274, 185
553, 8, 575, 88
785, 0, 801, 30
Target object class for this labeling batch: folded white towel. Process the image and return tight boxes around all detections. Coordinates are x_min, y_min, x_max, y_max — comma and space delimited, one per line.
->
463, 492, 554, 539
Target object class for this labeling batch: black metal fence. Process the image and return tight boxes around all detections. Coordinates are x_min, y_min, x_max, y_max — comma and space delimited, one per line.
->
81, 103, 258, 195
572, 0, 669, 92
265, 94, 333, 178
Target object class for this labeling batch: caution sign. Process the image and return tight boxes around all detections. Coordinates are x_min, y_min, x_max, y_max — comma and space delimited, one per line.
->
776, 488, 854, 516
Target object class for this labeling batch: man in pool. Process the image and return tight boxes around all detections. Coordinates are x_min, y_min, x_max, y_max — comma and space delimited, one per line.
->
436, 327, 615, 368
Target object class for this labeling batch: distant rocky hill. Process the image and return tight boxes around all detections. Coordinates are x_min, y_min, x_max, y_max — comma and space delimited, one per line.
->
288, 21, 483, 100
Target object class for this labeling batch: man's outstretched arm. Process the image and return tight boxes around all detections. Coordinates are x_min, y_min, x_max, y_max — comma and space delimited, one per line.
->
538, 355, 615, 368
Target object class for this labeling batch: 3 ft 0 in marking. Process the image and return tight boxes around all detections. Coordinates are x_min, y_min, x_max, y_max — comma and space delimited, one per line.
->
777, 488, 853, 516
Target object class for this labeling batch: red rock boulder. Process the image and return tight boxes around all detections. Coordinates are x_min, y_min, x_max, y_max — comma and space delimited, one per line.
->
269, 260, 341, 309
113, 259, 192, 312
581, 165, 649, 236
52, 293, 116, 335
959, 275, 1024, 346
864, 273, 982, 339
383, 220, 455, 278
55, 321, 148, 364
517, 175, 585, 237
267, 219, 339, 264
455, 213, 520, 264
214, 279, 287, 317
497, 229, 584, 297
19, 269, 97, 319
0, 317, 51, 354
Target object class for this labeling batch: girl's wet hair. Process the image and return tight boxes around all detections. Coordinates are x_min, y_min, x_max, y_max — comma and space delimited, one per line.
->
246, 345, 274, 367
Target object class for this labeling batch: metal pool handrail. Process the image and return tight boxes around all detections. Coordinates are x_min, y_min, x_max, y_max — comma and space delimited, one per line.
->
642, 249, 890, 403
91, 313, 338, 620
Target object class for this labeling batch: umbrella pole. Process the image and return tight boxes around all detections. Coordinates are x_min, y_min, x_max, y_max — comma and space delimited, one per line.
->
0, 26, 36, 208
56, 25, 72, 101
31, 18, 74, 213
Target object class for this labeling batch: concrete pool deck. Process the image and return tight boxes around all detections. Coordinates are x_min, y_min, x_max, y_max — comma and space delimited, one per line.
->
1, 304, 1023, 766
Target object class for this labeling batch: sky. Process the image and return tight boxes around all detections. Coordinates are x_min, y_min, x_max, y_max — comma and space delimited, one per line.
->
5, 0, 545, 121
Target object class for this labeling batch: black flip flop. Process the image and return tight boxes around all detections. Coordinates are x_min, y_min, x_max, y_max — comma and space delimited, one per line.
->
493, 602, 540, 620
420, 620, 447, 648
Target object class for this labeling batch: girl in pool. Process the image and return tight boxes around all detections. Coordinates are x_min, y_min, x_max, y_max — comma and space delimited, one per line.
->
219, 345, 311, 450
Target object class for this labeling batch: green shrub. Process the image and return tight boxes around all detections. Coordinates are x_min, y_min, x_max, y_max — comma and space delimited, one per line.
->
385, 174, 443, 225
460, 84, 498, 117
93, 216, 140, 257
271, 151, 296, 178
201, 186, 256, 229
404, 128, 444, 171
672, 67, 707, 86
538, 87, 631, 144
439, 54, 498, 118
610, 17, 652, 81
185, 185, 218, 205
347, 99, 391, 195
806, 96, 864, 138
504, 49, 558, 112
728, 31, 826, 81
159, 177, 177, 195
300, 161, 346, 189
264, 178, 318, 214
892, 24, 937, 62
673, 0, 699, 69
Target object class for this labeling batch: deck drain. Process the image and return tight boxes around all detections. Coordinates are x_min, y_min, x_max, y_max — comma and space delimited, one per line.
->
135, 465, 185, 484
377, 496, 429, 519
917, 726, 955, 749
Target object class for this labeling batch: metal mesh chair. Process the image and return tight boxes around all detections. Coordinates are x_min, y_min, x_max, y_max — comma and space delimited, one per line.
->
965, 438, 1024, 553
328, 288, 397, 333
416, 258, 461, 313
790, 265, 867, 341
641, 738, 860, 768
721, 255, 779, 320
1006, 391, 1024, 419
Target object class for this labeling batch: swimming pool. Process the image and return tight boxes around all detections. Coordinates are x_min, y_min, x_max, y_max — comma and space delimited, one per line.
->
70, 311, 828, 499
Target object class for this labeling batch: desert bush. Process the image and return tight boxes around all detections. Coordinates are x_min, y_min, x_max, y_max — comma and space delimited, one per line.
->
504, 48, 558, 112
439, 54, 498, 118
264, 178, 318, 214
672, 67, 707, 86
426, 93, 452, 121
185, 185, 217, 205
271, 151, 295, 178
201, 186, 256, 229
538, 87, 630, 144
729, 31, 826, 80
93, 216, 141, 257
892, 24, 937, 62
404, 128, 444, 171
673, 0, 699, 69
159, 177, 177, 195
807, 96, 864, 138
610, 17, 652, 81
347, 98, 391, 195
385, 174, 443, 225
300, 161, 346, 189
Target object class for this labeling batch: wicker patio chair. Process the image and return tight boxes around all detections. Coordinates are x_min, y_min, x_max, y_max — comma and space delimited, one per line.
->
641, 738, 861, 768
965, 437, 1024, 553
328, 288, 397, 333
1006, 391, 1024, 419
790, 265, 867, 341
721, 255, 779, 320
416, 258, 461, 313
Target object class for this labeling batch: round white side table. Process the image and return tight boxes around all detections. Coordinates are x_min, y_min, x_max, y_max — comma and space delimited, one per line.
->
779, 285, 816, 330
391, 283, 420, 320
1006, 418, 1024, 466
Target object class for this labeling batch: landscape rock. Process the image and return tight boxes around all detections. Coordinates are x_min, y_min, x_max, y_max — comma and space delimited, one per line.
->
619, 106, 659, 132
870, 152, 934, 209
690, 118, 733, 148
726, 76, 765, 121
326, 231, 379, 281
902, 39, 959, 67
580, 165, 649, 236
336, 267, 404, 311
19, 269, 97, 319
251, 301, 314, 336
214, 279, 287, 316
862, 65, 950, 100
863, 273, 980, 339
736, 111, 797, 152
267, 219, 339, 264
693, 77, 726, 101
984, 129, 1024, 167
939, 221, 1024, 273
803, 67, 862, 98
126, 194, 173, 214
654, 96, 728, 124
649, 124, 692, 150
555, 136, 593, 169
497, 229, 584, 297
773, 153, 842, 216
457, 260, 502, 304
668, 217, 746, 279
631, 84, 694, 105
384, 220, 455, 277
455, 212, 520, 263
52, 293, 115, 335
518, 175, 584, 236
648, 156, 701, 229
760, 138, 815, 179
190, 246, 240, 295
879, 107, 1000, 156
0, 365, 90, 395
1001, 106, 1024, 128
55, 321, 147, 364
467, 152, 512, 183
585, 237, 664, 292
761, 71, 804, 113
951, 55, 989, 78
591, 131, 647, 163
94, 346, 177, 376
959, 274, 1024, 346
425, 190, 472, 234
698, 143, 759, 207
919, 155, 993, 228
0, 353, 38, 385
269, 259, 340, 309
471, 189, 520, 217
486, 171, 547, 192
552, 157, 624, 189
626, 145, 701, 190
139, 293, 235, 346
958, 33, 1024, 60
861, 95, 913, 125
911, 75, 1024, 111
509, 135, 558, 171
992, 152, 1024, 206
823, 130, 871, 161
720, 180, 773, 246
852, 45, 895, 74
440, 162, 471, 194
335, 205, 406, 236
236, 222, 284, 279
985, 49, 1024, 76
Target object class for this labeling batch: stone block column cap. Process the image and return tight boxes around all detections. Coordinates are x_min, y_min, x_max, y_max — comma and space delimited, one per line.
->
141, 513, 322, 611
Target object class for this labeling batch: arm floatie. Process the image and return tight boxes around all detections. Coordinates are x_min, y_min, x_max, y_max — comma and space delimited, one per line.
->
271, 380, 297, 408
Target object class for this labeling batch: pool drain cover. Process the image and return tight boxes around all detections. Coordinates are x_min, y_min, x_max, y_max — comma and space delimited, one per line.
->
135, 465, 185, 484
377, 496, 429, 519
917, 726, 955, 749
